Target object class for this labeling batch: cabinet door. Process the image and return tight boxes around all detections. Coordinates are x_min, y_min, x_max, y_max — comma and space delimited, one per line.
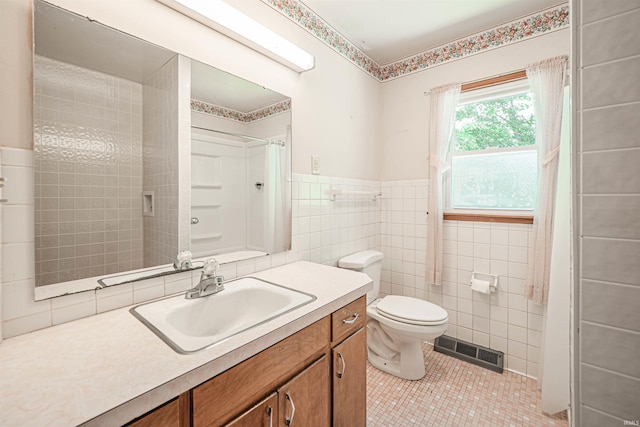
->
225, 392, 278, 427
127, 398, 180, 427
277, 355, 330, 427
332, 328, 367, 427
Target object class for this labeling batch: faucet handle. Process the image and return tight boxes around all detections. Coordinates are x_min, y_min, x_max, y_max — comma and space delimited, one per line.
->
202, 258, 219, 276
177, 250, 192, 263
174, 250, 193, 270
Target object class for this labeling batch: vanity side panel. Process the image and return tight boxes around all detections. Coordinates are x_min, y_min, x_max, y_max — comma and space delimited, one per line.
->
192, 316, 330, 427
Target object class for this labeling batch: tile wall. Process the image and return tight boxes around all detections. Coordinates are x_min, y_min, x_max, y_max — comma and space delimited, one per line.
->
3, 167, 545, 381
291, 174, 381, 265
0, 168, 380, 338
379, 180, 429, 298
142, 55, 180, 267
379, 180, 543, 378
575, 2, 640, 425
33, 56, 144, 286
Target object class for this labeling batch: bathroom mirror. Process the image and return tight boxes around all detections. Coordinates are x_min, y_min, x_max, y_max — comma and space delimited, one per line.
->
33, 0, 292, 299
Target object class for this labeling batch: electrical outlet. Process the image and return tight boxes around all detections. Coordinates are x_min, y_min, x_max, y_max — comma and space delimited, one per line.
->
311, 156, 320, 175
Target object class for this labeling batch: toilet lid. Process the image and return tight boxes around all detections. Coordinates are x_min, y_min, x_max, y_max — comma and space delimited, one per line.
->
376, 295, 448, 326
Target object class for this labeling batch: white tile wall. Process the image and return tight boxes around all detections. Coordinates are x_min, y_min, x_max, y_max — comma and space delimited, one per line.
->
380, 179, 541, 378
1, 166, 381, 338
1, 160, 553, 380
292, 173, 381, 265
379, 180, 428, 299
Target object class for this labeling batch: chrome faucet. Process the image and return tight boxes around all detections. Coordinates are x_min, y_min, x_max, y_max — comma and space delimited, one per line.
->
185, 258, 224, 299
174, 250, 193, 271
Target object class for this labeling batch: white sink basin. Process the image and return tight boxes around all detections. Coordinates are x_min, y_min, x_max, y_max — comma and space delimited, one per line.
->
130, 277, 316, 353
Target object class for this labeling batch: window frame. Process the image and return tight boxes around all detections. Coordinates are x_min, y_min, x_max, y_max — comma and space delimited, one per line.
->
444, 76, 536, 222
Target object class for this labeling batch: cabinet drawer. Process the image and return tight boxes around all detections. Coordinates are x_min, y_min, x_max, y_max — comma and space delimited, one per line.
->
331, 296, 366, 345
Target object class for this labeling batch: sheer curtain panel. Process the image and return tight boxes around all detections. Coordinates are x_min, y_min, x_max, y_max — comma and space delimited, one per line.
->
525, 55, 568, 304
426, 83, 461, 286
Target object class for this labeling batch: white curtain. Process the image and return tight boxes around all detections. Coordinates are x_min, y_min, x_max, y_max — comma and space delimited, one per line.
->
263, 126, 291, 254
539, 85, 571, 415
426, 83, 461, 286
525, 55, 568, 304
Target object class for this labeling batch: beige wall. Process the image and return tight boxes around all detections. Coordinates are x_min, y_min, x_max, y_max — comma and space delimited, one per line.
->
0, 0, 33, 151
379, 29, 570, 181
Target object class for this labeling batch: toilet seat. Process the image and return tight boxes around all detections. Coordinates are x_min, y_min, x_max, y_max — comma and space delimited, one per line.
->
376, 295, 448, 326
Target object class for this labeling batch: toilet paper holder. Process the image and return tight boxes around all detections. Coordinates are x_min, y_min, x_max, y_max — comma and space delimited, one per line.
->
470, 272, 498, 293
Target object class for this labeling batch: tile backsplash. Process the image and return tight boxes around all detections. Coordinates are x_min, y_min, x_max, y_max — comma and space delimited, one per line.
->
2, 166, 543, 378
0, 168, 381, 339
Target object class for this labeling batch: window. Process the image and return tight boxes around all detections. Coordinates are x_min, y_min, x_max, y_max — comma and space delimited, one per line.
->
448, 82, 537, 212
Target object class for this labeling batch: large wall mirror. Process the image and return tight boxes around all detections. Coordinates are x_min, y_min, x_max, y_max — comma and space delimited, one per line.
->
33, 0, 292, 299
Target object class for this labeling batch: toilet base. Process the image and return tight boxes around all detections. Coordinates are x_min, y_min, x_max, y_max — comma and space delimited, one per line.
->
368, 340, 426, 381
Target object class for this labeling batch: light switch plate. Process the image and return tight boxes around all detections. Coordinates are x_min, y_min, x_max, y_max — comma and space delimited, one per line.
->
311, 156, 320, 175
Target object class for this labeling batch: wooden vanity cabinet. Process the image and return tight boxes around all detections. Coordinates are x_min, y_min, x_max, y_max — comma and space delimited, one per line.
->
224, 393, 277, 427
126, 394, 189, 427
332, 328, 367, 427
192, 317, 330, 427
330, 297, 367, 427
277, 355, 331, 426
129, 296, 366, 427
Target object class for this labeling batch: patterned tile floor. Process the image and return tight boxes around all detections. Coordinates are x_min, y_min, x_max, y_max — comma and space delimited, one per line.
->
366, 344, 568, 426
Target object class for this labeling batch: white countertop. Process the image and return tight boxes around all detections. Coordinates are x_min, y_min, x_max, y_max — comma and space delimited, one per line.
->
0, 261, 372, 427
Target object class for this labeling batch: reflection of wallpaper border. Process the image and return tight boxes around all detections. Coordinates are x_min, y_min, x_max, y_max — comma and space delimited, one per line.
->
261, 0, 569, 82
191, 99, 291, 122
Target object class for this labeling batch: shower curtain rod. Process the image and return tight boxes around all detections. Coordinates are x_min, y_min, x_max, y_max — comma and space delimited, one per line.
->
191, 126, 285, 146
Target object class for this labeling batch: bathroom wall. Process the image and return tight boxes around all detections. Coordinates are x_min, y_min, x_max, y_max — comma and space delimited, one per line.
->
0, 2, 576, 385
379, 29, 570, 182
376, 28, 570, 380
573, 2, 640, 425
379, 180, 542, 378
291, 174, 380, 265
0, 167, 380, 337
0, 0, 382, 338
33, 55, 144, 285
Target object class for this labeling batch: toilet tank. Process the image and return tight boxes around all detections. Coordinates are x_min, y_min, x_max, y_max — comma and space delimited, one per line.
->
338, 250, 383, 304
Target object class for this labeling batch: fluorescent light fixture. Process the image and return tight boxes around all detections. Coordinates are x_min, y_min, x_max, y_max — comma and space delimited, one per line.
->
157, 0, 315, 72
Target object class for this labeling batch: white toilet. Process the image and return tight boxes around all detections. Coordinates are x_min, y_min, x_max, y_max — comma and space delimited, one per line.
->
339, 250, 448, 380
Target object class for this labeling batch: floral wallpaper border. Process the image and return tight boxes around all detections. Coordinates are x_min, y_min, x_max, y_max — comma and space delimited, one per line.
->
261, 0, 569, 82
191, 99, 291, 122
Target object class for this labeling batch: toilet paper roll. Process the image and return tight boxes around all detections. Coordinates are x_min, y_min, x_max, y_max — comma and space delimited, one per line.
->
470, 278, 491, 294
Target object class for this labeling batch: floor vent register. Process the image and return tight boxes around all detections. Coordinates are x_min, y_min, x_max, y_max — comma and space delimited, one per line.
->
434, 335, 504, 373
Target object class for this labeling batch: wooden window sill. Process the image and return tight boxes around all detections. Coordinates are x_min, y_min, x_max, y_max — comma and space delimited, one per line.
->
443, 212, 533, 224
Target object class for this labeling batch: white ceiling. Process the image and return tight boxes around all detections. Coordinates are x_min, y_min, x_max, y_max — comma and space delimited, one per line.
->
302, 0, 564, 64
